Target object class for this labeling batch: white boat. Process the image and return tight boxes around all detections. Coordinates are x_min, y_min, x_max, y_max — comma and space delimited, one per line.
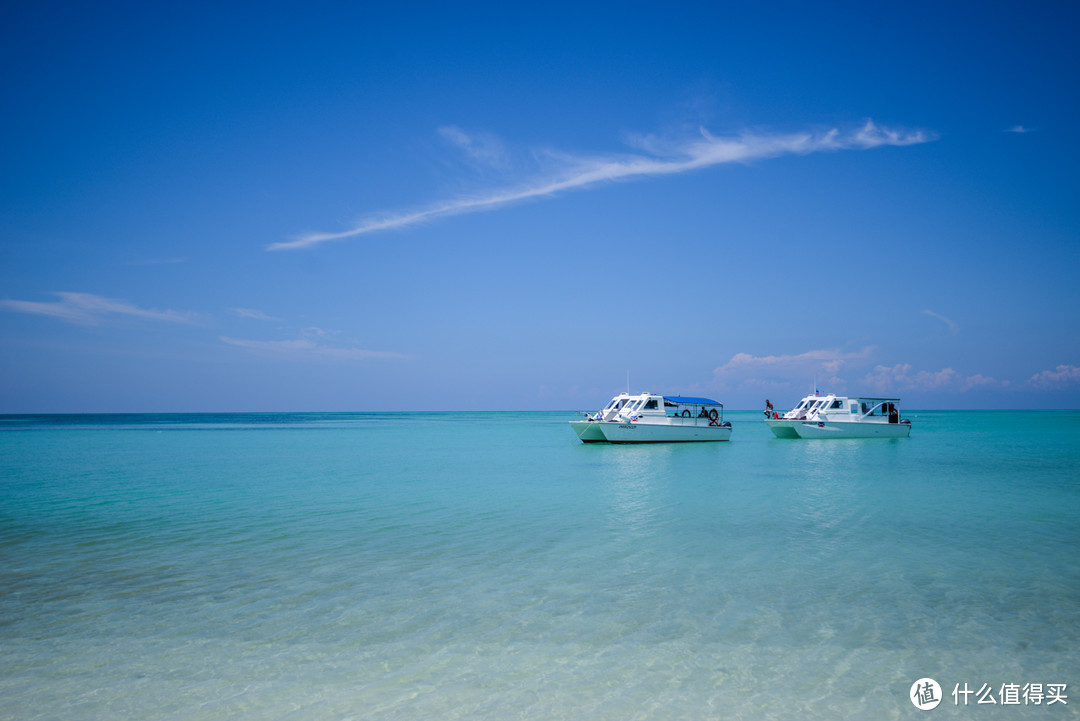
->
571, 393, 732, 443
765, 393, 910, 439
569, 392, 634, 442
763, 393, 823, 438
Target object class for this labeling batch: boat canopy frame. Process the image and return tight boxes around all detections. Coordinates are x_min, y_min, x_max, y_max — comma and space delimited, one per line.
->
663, 396, 723, 407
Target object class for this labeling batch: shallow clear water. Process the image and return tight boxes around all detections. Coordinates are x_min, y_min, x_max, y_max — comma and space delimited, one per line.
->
1, 411, 1078, 719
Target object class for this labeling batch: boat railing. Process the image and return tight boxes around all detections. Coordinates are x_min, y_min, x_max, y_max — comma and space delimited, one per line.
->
667, 414, 716, 424
666, 407, 726, 426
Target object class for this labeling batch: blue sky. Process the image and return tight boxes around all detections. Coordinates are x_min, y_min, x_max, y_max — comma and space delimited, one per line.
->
2, 1, 1078, 412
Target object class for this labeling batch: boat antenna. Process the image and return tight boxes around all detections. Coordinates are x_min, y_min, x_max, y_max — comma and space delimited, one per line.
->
626, 370, 630, 394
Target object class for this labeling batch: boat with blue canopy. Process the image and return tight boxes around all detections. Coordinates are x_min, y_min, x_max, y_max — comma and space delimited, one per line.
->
571, 393, 732, 443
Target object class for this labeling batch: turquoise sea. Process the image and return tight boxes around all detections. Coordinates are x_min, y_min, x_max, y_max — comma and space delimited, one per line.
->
1, 411, 1078, 720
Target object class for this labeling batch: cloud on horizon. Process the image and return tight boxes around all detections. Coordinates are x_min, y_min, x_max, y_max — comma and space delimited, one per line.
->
715, 346, 876, 375
712, 346, 877, 393
0, 292, 198, 326
712, 346, 1012, 396
270, 120, 934, 251
862, 364, 1003, 393
1029, 364, 1080, 388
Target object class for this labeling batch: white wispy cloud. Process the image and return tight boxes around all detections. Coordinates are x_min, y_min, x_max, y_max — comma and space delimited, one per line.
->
125, 257, 189, 266
269, 120, 934, 251
231, 307, 283, 322
220, 336, 408, 360
963, 374, 1000, 390
712, 346, 876, 393
438, 125, 512, 171
923, 309, 959, 334
715, 346, 876, 376
713, 347, 1006, 396
1029, 364, 1080, 388
300, 326, 336, 338
0, 292, 198, 326
862, 364, 1002, 393
1005, 125, 1033, 134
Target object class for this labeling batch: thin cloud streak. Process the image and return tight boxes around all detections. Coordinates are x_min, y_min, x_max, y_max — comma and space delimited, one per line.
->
125, 257, 189, 266
270, 120, 933, 251
924, 309, 959, 334
220, 336, 409, 360
438, 125, 511, 171
715, 346, 876, 376
0, 292, 198, 326
231, 308, 283, 322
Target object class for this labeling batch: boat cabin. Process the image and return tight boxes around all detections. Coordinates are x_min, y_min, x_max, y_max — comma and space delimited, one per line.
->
591, 393, 634, 421
614, 394, 727, 425
788, 394, 903, 423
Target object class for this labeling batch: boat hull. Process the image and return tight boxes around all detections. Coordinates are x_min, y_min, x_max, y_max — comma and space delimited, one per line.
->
599, 420, 732, 443
765, 419, 800, 438
569, 420, 609, 443
793, 421, 911, 439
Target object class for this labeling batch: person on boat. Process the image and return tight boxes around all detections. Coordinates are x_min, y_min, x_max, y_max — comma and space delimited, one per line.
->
764, 399, 774, 417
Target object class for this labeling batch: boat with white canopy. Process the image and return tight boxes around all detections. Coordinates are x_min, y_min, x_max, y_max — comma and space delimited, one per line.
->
765, 393, 910, 439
